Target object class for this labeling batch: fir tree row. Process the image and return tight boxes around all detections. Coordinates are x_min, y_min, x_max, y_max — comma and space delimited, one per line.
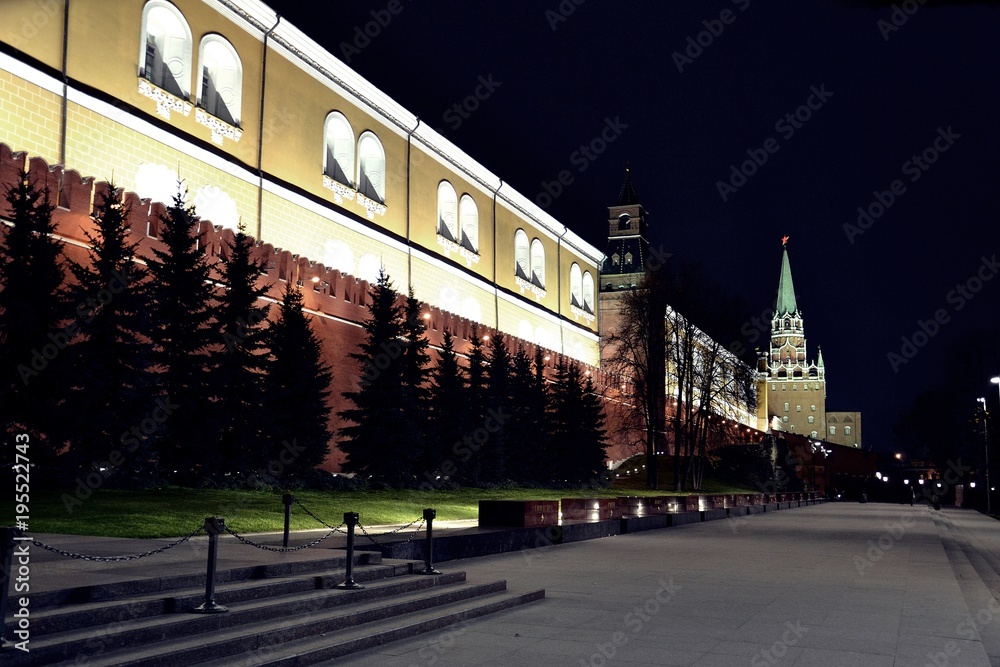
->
0, 175, 331, 488
339, 270, 610, 489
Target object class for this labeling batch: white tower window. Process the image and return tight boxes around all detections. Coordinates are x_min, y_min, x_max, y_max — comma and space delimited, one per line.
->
357, 132, 386, 203
197, 35, 242, 125
436, 181, 458, 242
458, 194, 479, 253
530, 239, 545, 289
514, 230, 529, 281
582, 271, 594, 314
570, 263, 583, 308
140, 1, 192, 98
324, 112, 355, 186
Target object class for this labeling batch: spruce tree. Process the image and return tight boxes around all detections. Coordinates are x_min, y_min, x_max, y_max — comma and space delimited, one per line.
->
0, 172, 68, 472
65, 184, 157, 482
264, 283, 332, 478
481, 333, 513, 484
400, 286, 431, 473
550, 360, 609, 485
214, 222, 270, 476
339, 269, 419, 486
506, 345, 549, 485
146, 186, 219, 483
455, 327, 488, 485
425, 329, 469, 486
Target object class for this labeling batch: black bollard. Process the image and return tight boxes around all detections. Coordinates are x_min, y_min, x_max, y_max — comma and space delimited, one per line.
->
282, 493, 295, 548
1, 527, 25, 648
192, 517, 229, 613
418, 508, 441, 575
337, 512, 363, 589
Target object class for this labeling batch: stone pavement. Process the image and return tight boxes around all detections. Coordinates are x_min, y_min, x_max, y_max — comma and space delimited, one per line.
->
13, 503, 1000, 666
328, 503, 1000, 667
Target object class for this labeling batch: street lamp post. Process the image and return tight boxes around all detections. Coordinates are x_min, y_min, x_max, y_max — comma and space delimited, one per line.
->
978, 397, 990, 515
988, 376, 1000, 514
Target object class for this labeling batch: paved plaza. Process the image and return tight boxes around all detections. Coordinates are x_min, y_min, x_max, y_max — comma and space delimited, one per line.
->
334, 503, 1000, 667
16, 503, 1000, 666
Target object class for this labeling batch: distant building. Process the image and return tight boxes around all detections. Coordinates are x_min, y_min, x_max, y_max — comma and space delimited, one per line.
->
598, 171, 757, 463
758, 240, 862, 448
826, 411, 862, 449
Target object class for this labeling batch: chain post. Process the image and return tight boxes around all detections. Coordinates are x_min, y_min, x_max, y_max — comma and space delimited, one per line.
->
1, 527, 25, 648
418, 508, 441, 575
337, 512, 363, 589
282, 493, 295, 548
192, 517, 229, 613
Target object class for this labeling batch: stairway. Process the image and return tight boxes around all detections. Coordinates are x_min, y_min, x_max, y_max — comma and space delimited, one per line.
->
4, 550, 543, 666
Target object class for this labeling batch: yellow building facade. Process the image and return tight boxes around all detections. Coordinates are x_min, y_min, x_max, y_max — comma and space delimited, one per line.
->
0, 0, 602, 364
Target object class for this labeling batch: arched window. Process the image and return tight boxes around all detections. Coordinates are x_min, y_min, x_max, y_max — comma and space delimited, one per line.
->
530, 239, 545, 289
140, 1, 192, 98
582, 271, 594, 314
844, 426, 852, 435
458, 194, 478, 253
829, 426, 836, 436
324, 112, 354, 186
197, 35, 242, 125
436, 181, 458, 242
514, 230, 529, 281
808, 416, 814, 424
570, 263, 583, 308
357, 132, 385, 203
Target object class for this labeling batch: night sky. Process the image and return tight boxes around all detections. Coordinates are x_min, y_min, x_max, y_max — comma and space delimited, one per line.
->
269, 1, 1000, 453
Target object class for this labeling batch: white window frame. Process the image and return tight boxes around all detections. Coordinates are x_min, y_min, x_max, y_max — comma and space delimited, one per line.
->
514, 229, 530, 281
357, 132, 386, 204
437, 181, 458, 242
197, 34, 242, 125
530, 238, 545, 289
324, 111, 355, 186
458, 194, 478, 253
140, 0, 193, 98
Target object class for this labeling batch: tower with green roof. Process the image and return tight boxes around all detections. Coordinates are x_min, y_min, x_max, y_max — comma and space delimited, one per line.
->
764, 238, 826, 440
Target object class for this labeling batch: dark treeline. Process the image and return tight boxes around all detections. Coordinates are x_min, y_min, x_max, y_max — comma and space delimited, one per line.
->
0, 174, 331, 490
0, 174, 610, 492
338, 269, 610, 489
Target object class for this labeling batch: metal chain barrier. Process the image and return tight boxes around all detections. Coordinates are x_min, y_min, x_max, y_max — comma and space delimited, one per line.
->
222, 524, 344, 552
30, 524, 205, 562
293, 497, 348, 533
357, 517, 426, 547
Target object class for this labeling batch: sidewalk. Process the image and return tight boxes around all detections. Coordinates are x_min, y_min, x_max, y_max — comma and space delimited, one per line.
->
12, 503, 1000, 666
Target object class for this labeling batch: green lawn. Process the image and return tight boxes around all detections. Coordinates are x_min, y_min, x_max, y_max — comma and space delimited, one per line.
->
8, 455, 755, 538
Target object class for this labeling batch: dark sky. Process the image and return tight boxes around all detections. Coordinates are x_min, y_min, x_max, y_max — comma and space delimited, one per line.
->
269, 1, 1000, 453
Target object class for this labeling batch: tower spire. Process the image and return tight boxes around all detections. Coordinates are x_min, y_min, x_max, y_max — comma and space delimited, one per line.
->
775, 237, 798, 316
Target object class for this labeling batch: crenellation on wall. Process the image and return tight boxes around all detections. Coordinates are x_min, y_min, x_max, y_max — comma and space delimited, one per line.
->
0, 143, 613, 470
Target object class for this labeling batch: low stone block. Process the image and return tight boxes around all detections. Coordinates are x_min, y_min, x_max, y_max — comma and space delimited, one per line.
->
479, 500, 558, 528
